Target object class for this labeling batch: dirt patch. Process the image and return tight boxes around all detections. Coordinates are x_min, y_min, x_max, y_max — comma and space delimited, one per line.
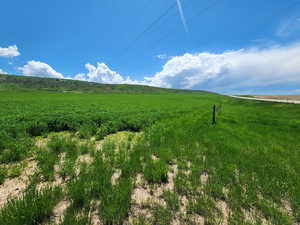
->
151, 154, 158, 161
0, 159, 37, 207
216, 200, 230, 225
281, 199, 293, 218
127, 173, 168, 223
165, 164, 178, 191
111, 169, 122, 185
132, 186, 153, 205
77, 154, 93, 164
90, 200, 102, 225
200, 171, 209, 185
46, 199, 71, 225
190, 214, 205, 225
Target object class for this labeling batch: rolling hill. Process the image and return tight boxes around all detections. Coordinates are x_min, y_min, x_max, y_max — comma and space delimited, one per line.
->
0, 73, 210, 94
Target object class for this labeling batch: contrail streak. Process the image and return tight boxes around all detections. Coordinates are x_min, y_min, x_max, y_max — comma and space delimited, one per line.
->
176, 0, 188, 33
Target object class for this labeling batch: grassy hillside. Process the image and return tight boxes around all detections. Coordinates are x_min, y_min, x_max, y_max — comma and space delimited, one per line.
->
0, 73, 210, 94
0, 77, 300, 225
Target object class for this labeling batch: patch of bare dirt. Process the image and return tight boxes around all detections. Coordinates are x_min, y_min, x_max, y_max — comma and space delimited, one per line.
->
0, 159, 37, 207
151, 154, 158, 161
165, 164, 178, 191
75, 154, 94, 176
281, 199, 293, 218
90, 200, 102, 225
189, 214, 205, 225
216, 200, 230, 225
200, 171, 209, 185
45, 199, 71, 225
179, 195, 189, 215
126, 173, 168, 224
111, 169, 122, 185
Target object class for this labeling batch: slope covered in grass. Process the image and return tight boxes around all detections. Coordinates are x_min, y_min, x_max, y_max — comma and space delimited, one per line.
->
0, 73, 210, 94
1, 97, 299, 224
1, 79, 300, 224
0, 88, 221, 165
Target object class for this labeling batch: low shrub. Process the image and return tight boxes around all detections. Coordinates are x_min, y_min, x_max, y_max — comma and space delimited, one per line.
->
0, 138, 32, 163
26, 122, 48, 137
95, 125, 109, 140
78, 123, 97, 139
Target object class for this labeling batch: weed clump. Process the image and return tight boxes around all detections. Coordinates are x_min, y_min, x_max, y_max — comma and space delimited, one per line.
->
144, 159, 168, 184
95, 125, 109, 140
78, 123, 97, 139
151, 204, 173, 225
163, 190, 180, 211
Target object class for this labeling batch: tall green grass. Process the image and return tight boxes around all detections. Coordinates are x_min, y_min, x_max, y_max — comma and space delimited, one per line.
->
0, 186, 62, 225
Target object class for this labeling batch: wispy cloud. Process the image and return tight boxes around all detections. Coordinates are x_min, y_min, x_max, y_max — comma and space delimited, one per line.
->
156, 54, 169, 60
276, 16, 300, 37
176, 0, 188, 33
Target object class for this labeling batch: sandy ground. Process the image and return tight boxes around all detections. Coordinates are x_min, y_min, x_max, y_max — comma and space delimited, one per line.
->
0, 159, 37, 207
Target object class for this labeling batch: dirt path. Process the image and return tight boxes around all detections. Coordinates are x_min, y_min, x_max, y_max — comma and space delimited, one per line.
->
229, 95, 300, 104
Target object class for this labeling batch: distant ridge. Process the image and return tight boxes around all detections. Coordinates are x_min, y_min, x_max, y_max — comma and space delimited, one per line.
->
0, 73, 211, 94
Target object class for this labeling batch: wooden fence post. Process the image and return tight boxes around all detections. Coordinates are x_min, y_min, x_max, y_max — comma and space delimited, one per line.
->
212, 104, 216, 125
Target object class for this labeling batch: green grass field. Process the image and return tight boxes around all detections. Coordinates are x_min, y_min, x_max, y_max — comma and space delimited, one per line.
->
1, 75, 300, 225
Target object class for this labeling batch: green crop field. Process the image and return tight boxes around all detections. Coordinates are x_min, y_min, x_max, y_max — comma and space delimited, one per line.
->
1, 74, 300, 225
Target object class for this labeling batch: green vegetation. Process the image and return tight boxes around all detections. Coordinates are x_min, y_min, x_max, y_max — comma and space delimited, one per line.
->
0, 82, 218, 165
0, 74, 209, 94
1, 75, 300, 224
0, 186, 62, 225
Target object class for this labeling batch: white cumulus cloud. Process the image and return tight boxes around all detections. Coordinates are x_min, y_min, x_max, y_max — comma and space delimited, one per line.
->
18, 61, 64, 78
0, 45, 20, 58
145, 42, 300, 94
74, 62, 140, 85
16, 41, 300, 94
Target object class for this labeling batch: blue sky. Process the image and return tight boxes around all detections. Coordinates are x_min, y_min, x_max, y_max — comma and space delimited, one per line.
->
1, 0, 300, 94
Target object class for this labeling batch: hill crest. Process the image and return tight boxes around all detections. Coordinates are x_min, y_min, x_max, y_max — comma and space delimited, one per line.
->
0, 73, 210, 94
